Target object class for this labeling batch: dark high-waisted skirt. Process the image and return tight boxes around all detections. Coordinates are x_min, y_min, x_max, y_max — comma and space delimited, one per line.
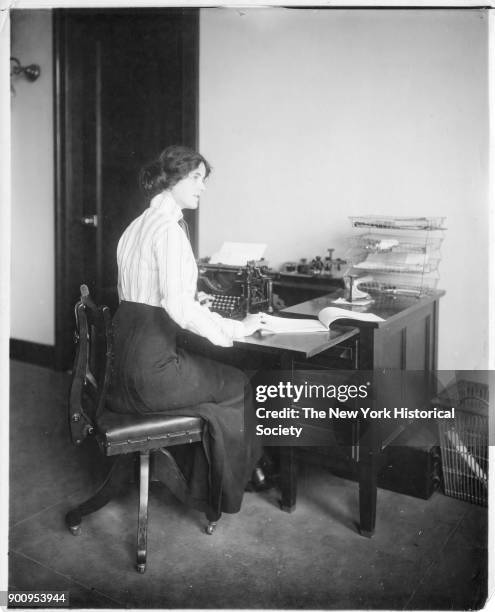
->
107, 300, 261, 516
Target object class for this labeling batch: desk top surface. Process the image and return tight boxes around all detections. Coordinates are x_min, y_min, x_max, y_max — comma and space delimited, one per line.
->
234, 325, 358, 359
234, 289, 444, 360
282, 288, 445, 327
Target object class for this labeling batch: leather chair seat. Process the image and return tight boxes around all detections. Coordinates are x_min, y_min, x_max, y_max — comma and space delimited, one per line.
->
97, 411, 203, 456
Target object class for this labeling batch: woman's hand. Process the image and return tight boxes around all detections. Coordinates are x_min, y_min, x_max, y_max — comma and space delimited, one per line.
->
197, 291, 214, 309
241, 313, 264, 337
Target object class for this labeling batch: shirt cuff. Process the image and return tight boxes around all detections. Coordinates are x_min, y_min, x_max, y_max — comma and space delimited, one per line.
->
231, 319, 247, 339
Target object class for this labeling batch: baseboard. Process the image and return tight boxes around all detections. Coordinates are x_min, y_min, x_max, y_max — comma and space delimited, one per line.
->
10, 339, 56, 369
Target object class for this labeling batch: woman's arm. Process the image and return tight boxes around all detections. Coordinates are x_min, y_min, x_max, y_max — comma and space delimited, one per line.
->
155, 224, 247, 347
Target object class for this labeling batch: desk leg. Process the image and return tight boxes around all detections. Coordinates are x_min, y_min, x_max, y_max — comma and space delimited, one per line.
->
277, 353, 298, 513
358, 447, 378, 537
279, 446, 297, 513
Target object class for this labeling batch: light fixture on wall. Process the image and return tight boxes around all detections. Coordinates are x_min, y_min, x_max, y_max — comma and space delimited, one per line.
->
10, 57, 41, 94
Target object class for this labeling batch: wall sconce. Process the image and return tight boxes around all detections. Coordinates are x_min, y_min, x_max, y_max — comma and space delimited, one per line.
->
10, 57, 41, 94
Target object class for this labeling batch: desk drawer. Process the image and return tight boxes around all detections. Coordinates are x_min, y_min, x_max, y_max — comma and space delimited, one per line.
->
295, 338, 358, 370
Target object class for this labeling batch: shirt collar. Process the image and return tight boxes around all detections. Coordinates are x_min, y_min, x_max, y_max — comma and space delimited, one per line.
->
149, 192, 183, 223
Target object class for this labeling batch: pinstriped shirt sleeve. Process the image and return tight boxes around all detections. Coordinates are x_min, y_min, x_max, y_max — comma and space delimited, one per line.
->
117, 193, 245, 347
155, 222, 245, 347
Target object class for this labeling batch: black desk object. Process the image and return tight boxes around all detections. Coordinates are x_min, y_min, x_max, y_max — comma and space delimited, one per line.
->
271, 272, 344, 308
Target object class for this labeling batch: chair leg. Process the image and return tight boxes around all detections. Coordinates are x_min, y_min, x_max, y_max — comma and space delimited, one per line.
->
205, 521, 217, 535
205, 508, 221, 535
66, 454, 131, 535
136, 451, 150, 573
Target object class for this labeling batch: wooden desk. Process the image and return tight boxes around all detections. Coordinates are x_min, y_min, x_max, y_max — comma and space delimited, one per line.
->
231, 326, 362, 523
279, 289, 445, 536
181, 288, 444, 537
282, 289, 444, 372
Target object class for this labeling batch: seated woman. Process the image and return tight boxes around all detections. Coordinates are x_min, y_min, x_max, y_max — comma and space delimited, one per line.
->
108, 145, 265, 523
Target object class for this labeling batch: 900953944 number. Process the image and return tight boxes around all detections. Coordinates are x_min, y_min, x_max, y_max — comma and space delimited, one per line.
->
6, 591, 69, 607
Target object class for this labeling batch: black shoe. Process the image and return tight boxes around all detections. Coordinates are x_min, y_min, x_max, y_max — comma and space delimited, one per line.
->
258, 452, 278, 479
245, 466, 273, 492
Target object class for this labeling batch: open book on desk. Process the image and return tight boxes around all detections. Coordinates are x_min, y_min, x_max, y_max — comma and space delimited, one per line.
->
259, 307, 384, 335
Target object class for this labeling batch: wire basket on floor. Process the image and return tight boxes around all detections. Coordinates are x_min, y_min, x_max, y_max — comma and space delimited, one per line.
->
435, 380, 488, 506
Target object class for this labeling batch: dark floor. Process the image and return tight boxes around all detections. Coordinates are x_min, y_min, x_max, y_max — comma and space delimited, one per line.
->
9, 360, 488, 610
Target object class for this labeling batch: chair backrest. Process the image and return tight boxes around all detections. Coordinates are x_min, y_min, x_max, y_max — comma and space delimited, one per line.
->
68, 284, 113, 446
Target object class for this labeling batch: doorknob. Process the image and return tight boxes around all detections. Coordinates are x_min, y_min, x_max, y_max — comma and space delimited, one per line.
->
80, 214, 98, 227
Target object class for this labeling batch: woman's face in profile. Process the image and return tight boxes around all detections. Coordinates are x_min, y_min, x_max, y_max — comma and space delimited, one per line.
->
171, 162, 207, 210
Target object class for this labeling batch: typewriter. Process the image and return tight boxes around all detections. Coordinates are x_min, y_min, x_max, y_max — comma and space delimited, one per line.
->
197, 259, 274, 318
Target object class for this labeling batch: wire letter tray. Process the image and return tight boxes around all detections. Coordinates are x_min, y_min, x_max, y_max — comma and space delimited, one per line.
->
345, 216, 446, 296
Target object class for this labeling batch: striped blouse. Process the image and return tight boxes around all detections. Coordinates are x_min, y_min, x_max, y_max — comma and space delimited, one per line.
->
117, 192, 244, 347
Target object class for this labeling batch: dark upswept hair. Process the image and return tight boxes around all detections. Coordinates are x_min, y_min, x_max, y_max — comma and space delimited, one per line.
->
139, 145, 211, 199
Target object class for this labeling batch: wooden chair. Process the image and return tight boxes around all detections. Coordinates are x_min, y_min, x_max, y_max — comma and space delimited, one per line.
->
66, 285, 219, 573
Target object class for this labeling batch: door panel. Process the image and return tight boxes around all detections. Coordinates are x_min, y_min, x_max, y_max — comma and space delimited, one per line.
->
54, 9, 199, 370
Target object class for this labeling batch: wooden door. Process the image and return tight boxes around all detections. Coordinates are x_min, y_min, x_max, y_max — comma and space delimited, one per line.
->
54, 8, 199, 370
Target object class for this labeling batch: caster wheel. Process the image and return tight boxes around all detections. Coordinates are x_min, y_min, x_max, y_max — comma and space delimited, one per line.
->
205, 522, 216, 535
136, 563, 146, 573
69, 525, 81, 536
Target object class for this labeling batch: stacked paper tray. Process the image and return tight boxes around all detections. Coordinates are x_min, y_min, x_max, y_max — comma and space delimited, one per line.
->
352, 254, 440, 275
345, 216, 446, 295
350, 216, 446, 231
349, 232, 444, 254
353, 272, 440, 295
